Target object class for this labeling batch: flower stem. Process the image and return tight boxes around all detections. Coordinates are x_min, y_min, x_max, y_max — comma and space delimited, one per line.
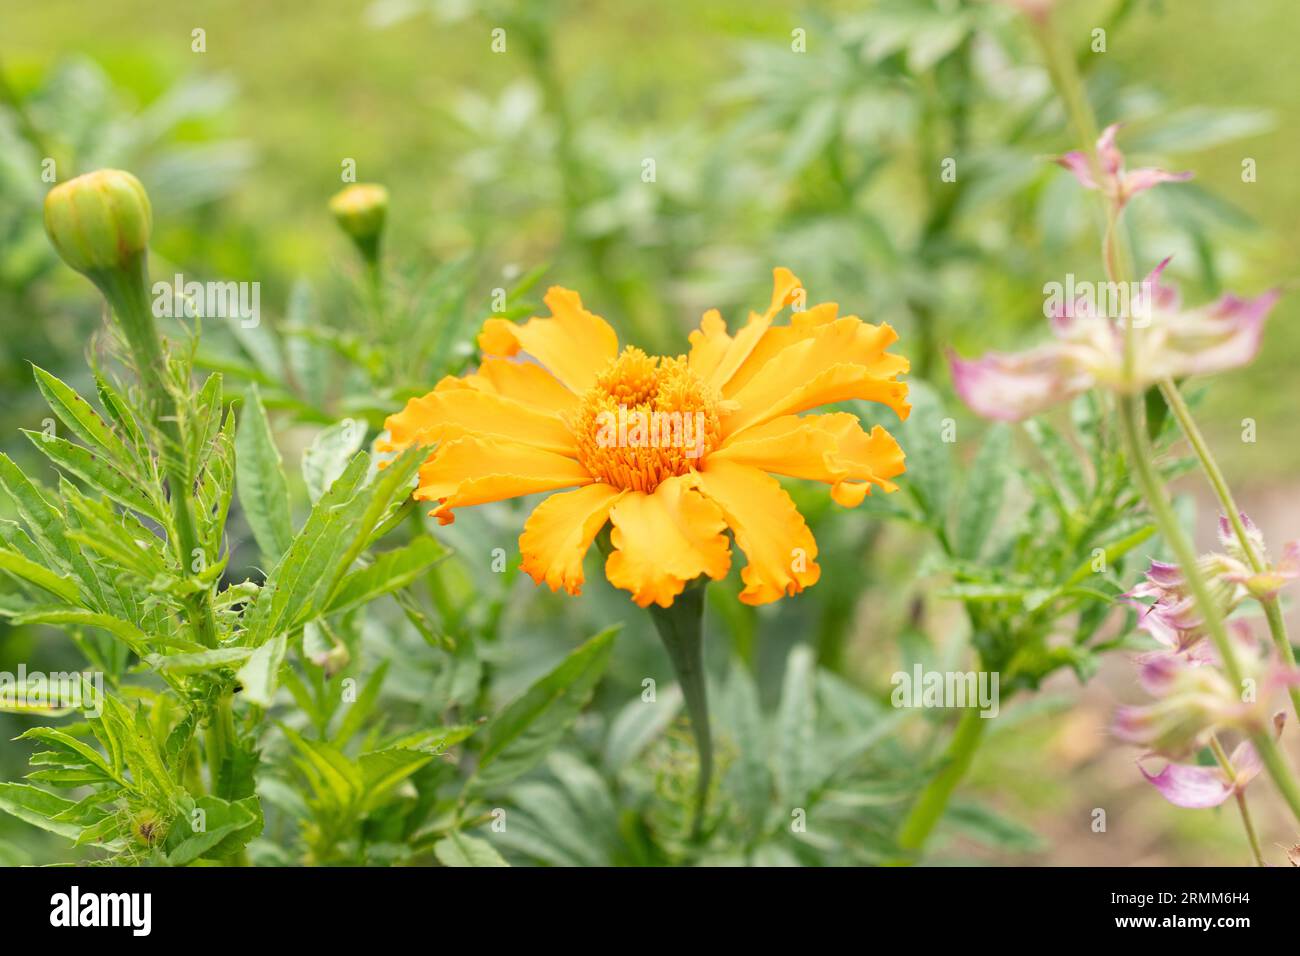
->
646, 581, 712, 840
892, 703, 988, 863
1159, 380, 1300, 721
1210, 734, 1265, 867
96, 259, 218, 649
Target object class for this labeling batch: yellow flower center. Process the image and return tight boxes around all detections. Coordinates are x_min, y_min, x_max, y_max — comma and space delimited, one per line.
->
572, 347, 723, 492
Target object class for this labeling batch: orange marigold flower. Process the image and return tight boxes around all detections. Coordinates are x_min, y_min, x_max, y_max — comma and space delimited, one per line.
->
381, 268, 909, 608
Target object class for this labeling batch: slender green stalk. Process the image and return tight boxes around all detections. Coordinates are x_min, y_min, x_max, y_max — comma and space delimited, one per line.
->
1118, 395, 1300, 824
1210, 734, 1264, 867
647, 581, 713, 840
1159, 381, 1300, 721
96, 260, 218, 649
891, 703, 988, 863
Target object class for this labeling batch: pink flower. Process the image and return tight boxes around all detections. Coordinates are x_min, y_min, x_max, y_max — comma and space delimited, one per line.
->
1057, 124, 1192, 210
949, 260, 1280, 421
1218, 513, 1300, 600
1125, 514, 1300, 650
1126, 554, 1242, 649
1138, 715, 1283, 809
1115, 623, 1300, 760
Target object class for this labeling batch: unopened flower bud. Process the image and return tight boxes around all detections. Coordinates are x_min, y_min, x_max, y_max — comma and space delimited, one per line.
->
43, 169, 152, 277
329, 183, 389, 262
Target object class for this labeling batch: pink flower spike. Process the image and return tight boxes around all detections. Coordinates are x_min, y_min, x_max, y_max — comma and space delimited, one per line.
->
1055, 123, 1191, 210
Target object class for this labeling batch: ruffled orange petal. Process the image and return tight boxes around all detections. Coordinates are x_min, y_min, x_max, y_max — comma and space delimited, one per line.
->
605, 475, 731, 607
381, 386, 576, 457
710, 412, 906, 502
687, 267, 802, 389
720, 301, 839, 397
414, 436, 592, 524
722, 317, 910, 437
478, 286, 619, 394
694, 459, 820, 605
464, 357, 580, 417
520, 483, 625, 595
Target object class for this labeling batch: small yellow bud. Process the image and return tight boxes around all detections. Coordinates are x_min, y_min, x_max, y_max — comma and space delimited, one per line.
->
329, 183, 389, 260
43, 169, 152, 276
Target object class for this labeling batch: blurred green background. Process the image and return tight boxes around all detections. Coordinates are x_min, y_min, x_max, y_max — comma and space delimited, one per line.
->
2, 0, 1298, 865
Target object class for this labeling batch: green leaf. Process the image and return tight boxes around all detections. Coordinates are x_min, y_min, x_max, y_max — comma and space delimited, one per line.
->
1127, 107, 1274, 154
434, 831, 509, 867
165, 795, 262, 865
236, 632, 288, 707
891, 380, 951, 534
1023, 419, 1087, 509
0, 548, 80, 604
17, 728, 117, 782
22, 431, 159, 520
774, 644, 816, 809
945, 800, 1044, 853
32, 366, 136, 470
718, 663, 769, 832
282, 726, 363, 811
303, 418, 366, 503
937, 582, 1033, 603
234, 384, 293, 561
0, 783, 82, 839
955, 423, 1011, 560
332, 660, 390, 747
0, 453, 69, 563
322, 537, 446, 617
603, 684, 683, 772
472, 627, 618, 788
358, 747, 434, 807
1144, 384, 1170, 443
151, 647, 256, 674
11, 607, 150, 655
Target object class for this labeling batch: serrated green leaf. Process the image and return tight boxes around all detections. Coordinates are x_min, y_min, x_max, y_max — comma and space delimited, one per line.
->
473, 627, 618, 788
22, 430, 159, 519
234, 384, 293, 561
12, 607, 150, 655
32, 365, 136, 470
303, 418, 365, 503
603, 684, 682, 772
774, 645, 816, 809
0, 783, 82, 839
151, 647, 255, 674
891, 380, 951, 534
0, 548, 80, 604
955, 423, 1011, 560
358, 747, 434, 807
322, 537, 446, 617
236, 632, 287, 707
